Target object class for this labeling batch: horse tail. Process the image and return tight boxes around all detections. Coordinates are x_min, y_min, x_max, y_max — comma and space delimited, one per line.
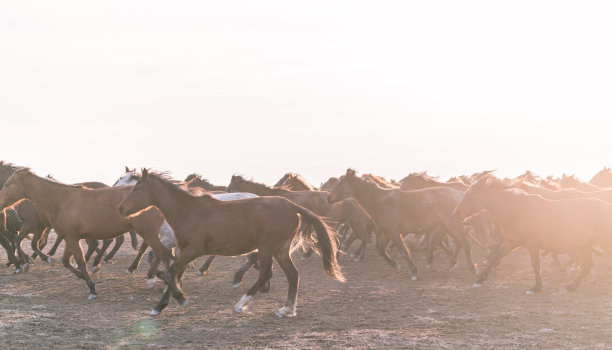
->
293, 204, 345, 282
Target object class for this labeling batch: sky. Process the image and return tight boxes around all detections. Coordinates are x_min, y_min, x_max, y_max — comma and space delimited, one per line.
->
1, 1, 611, 187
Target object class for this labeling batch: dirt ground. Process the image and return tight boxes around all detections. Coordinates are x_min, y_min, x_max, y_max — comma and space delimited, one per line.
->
2, 233, 612, 350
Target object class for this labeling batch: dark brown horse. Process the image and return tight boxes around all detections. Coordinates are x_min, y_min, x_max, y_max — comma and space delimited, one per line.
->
331, 198, 376, 262
454, 175, 612, 293
0, 169, 172, 300
118, 169, 344, 317
328, 169, 476, 278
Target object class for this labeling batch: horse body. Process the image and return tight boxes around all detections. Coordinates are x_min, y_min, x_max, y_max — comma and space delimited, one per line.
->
118, 169, 343, 317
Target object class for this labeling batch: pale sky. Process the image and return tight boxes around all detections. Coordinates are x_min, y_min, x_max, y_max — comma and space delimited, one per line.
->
1, 1, 611, 187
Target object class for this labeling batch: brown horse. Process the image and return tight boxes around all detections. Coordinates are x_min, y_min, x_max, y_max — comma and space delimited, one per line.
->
590, 167, 612, 188
280, 174, 316, 191
399, 172, 468, 191
559, 174, 602, 192
454, 175, 612, 293
118, 169, 344, 317
331, 198, 377, 262
328, 169, 476, 278
320, 177, 339, 191
184, 173, 227, 191
0, 168, 172, 300
227, 175, 333, 217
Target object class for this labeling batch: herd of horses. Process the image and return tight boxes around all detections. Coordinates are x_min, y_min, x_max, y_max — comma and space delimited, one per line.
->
2, 160, 612, 318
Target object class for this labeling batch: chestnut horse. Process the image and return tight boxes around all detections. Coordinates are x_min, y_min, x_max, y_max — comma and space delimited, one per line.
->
0, 168, 172, 300
454, 175, 612, 293
331, 198, 377, 262
328, 169, 476, 279
118, 169, 344, 317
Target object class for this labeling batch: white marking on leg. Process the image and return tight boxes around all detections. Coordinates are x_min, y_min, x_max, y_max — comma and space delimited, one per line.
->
411, 275, 417, 281
472, 283, 482, 288
233, 282, 241, 288
125, 269, 133, 275
150, 309, 161, 316
525, 290, 535, 295
234, 294, 252, 313
88, 293, 97, 300
276, 304, 297, 318
147, 278, 156, 289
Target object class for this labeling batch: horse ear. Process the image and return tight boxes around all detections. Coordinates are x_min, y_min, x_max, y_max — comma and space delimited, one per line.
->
125, 166, 130, 172
142, 168, 149, 178
346, 169, 356, 177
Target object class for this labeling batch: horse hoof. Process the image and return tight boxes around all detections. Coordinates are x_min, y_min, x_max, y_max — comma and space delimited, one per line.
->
150, 309, 161, 316
147, 278, 156, 289
196, 270, 204, 276
448, 266, 456, 273
15, 268, 22, 274
233, 306, 244, 314
125, 269, 133, 275
275, 306, 297, 318
395, 264, 401, 271
179, 299, 188, 307
88, 293, 97, 300
21, 263, 30, 273
525, 290, 535, 295
411, 275, 418, 281
91, 266, 100, 273
47, 257, 54, 265
472, 283, 482, 288
233, 283, 241, 288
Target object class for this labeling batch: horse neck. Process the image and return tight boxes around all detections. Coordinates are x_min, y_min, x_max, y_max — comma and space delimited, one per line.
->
347, 179, 388, 212
21, 174, 72, 220
482, 189, 522, 224
148, 178, 196, 229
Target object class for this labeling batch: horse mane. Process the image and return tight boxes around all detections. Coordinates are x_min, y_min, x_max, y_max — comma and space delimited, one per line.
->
362, 173, 397, 189
9, 168, 84, 189
149, 171, 207, 197
0, 161, 19, 187
231, 175, 287, 194
281, 173, 316, 191
273, 173, 294, 188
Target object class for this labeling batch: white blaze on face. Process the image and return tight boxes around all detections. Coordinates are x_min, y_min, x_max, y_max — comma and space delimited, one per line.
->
114, 172, 138, 187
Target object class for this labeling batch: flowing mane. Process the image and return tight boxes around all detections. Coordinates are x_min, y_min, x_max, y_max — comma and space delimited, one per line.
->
0, 161, 19, 187
362, 173, 397, 189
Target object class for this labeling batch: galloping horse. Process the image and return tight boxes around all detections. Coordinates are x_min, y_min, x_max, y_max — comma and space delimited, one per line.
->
118, 169, 344, 317
328, 169, 476, 279
0, 168, 172, 300
454, 175, 612, 293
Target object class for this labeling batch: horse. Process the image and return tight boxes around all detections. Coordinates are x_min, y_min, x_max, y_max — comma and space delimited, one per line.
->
331, 198, 377, 262
453, 175, 612, 293
115, 168, 259, 286
227, 175, 332, 217
278, 173, 316, 191
328, 169, 476, 278
590, 167, 612, 188
399, 172, 468, 191
361, 173, 398, 189
118, 169, 344, 317
559, 174, 602, 192
0, 168, 172, 300
319, 177, 339, 191
184, 173, 227, 191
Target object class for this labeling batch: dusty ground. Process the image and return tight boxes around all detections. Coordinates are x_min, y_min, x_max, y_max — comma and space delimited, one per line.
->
2, 233, 612, 349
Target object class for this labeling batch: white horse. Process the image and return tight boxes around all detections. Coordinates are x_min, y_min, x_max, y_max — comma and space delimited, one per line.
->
114, 167, 257, 286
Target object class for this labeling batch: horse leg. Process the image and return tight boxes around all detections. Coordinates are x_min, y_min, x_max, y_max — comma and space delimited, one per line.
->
47, 235, 63, 257
91, 239, 113, 272
61, 245, 81, 277
126, 241, 149, 274
525, 245, 542, 294
343, 233, 358, 256
377, 234, 400, 270
473, 240, 519, 287
151, 247, 200, 315
234, 251, 274, 314
197, 255, 216, 275
129, 230, 139, 250
84, 239, 98, 262
0, 233, 20, 269
30, 227, 52, 264
103, 234, 124, 263
65, 238, 97, 299
389, 231, 418, 280
426, 230, 442, 269
565, 246, 593, 292
233, 252, 259, 287
274, 248, 299, 318
14, 224, 34, 271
